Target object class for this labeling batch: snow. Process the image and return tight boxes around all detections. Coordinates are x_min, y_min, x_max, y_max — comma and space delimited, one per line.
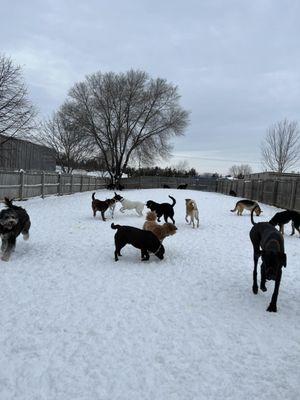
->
0, 189, 299, 400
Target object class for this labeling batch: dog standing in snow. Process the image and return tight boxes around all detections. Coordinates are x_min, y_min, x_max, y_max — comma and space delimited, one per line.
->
185, 199, 199, 228
113, 192, 144, 216
143, 211, 177, 241
0, 198, 31, 261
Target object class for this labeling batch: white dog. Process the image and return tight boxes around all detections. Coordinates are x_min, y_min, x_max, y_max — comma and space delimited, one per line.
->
114, 193, 144, 216
185, 198, 199, 228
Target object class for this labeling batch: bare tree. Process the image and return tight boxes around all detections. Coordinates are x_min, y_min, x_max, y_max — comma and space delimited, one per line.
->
228, 164, 252, 178
38, 104, 92, 173
64, 70, 189, 184
0, 54, 36, 146
262, 119, 300, 173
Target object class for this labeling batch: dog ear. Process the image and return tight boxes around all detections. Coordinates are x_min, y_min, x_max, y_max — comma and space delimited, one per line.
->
281, 253, 287, 267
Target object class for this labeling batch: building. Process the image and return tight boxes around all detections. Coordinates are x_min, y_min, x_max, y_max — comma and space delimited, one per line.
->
0, 135, 56, 171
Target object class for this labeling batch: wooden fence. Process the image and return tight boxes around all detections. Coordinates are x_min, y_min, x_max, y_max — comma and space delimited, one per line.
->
1, 170, 299, 212
216, 178, 300, 212
0, 170, 106, 200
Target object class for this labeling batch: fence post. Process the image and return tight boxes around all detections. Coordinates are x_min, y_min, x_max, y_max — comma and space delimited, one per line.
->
57, 173, 62, 196
19, 170, 25, 200
259, 180, 265, 202
80, 175, 83, 192
41, 172, 45, 199
290, 180, 298, 210
70, 174, 73, 194
272, 180, 279, 207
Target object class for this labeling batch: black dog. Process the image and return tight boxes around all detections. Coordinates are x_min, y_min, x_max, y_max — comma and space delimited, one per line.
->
111, 223, 165, 261
229, 189, 237, 197
269, 210, 300, 236
177, 183, 188, 189
163, 184, 170, 188
249, 206, 286, 312
0, 198, 31, 261
146, 195, 176, 224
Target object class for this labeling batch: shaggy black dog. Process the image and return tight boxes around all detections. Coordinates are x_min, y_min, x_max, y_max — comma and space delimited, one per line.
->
249, 207, 286, 312
163, 184, 170, 188
269, 210, 300, 236
146, 195, 176, 224
229, 189, 237, 197
111, 223, 165, 261
0, 198, 31, 261
177, 183, 188, 189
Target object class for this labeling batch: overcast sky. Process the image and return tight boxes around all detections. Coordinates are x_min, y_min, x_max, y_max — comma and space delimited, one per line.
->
1, 0, 300, 174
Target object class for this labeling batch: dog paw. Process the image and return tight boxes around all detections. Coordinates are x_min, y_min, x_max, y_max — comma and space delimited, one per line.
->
1, 254, 10, 262
260, 286, 267, 292
252, 285, 258, 294
23, 233, 29, 240
267, 303, 277, 312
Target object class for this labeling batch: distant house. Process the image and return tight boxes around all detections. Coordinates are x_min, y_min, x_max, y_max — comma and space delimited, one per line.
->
0, 135, 56, 171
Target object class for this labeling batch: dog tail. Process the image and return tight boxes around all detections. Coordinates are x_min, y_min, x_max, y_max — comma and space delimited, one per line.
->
230, 202, 238, 212
250, 206, 258, 225
92, 192, 96, 201
4, 197, 16, 209
169, 195, 176, 207
111, 223, 121, 230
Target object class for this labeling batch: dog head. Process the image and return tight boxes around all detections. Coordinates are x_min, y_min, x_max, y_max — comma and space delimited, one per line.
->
0, 209, 19, 231
261, 251, 287, 280
255, 205, 262, 216
163, 223, 177, 236
113, 192, 123, 202
146, 200, 156, 210
154, 243, 165, 260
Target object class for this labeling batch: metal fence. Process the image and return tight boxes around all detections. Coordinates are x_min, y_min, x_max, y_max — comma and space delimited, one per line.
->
216, 178, 300, 212
0, 170, 106, 200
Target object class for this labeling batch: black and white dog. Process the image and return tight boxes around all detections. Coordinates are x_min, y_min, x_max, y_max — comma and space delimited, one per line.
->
0, 198, 31, 261
111, 223, 165, 261
146, 195, 176, 224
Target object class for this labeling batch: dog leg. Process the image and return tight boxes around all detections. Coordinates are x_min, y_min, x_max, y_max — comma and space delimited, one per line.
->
252, 252, 260, 294
267, 269, 282, 312
1, 237, 16, 262
260, 263, 267, 292
101, 211, 106, 221
185, 215, 189, 224
157, 213, 162, 222
1, 239, 7, 253
290, 221, 295, 236
141, 249, 150, 261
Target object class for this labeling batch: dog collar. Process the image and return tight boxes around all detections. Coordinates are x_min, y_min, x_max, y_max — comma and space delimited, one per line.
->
153, 244, 162, 255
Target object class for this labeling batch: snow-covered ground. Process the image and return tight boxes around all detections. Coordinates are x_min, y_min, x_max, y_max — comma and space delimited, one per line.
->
0, 189, 299, 400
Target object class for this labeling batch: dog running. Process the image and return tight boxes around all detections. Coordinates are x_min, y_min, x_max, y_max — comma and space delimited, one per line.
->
231, 199, 262, 216
185, 199, 199, 228
0, 198, 31, 261
143, 211, 177, 241
146, 195, 176, 224
92, 192, 116, 221
269, 209, 300, 236
249, 206, 286, 312
111, 223, 165, 261
113, 193, 144, 216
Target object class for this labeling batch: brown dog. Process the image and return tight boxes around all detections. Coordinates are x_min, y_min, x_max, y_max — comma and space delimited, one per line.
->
92, 192, 116, 221
185, 199, 199, 228
231, 199, 262, 216
143, 211, 177, 241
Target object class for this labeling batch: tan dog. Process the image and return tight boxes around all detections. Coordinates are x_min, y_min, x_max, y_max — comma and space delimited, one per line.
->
143, 211, 177, 241
231, 199, 262, 216
185, 199, 199, 228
